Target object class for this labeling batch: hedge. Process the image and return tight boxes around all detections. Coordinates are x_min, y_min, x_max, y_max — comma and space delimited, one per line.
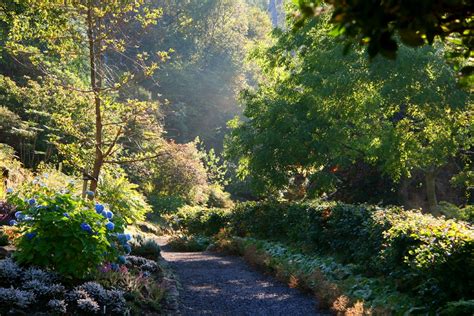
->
229, 201, 474, 306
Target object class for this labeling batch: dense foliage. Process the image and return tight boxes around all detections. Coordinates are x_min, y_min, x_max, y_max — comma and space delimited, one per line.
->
7, 188, 128, 279
294, 0, 473, 87
226, 14, 472, 212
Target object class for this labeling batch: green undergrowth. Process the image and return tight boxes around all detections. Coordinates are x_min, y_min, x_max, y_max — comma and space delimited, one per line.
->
167, 234, 211, 252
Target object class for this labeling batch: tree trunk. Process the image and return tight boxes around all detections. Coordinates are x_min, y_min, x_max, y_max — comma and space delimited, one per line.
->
425, 169, 440, 216
268, 0, 278, 27
86, 3, 103, 196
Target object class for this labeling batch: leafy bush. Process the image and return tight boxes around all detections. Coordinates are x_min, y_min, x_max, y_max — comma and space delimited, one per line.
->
130, 236, 161, 260
228, 200, 474, 306
7, 188, 128, 278
167, 206, 230, 237
167, 235, 211, 252
382, 211, 473, 302
148, 194, 187, 214
97, 170, 152, 224
206, 184, 234, 208
0, 144, 32, 197
438, 201, 474, 223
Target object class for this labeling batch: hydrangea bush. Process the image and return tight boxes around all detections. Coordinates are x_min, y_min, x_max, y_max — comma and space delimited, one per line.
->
6, 187, 130, 278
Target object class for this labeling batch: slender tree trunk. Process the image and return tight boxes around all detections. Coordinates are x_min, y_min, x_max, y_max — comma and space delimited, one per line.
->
425, 168, 440, 216
268, 0, 278, 27
86, 3, 102, 196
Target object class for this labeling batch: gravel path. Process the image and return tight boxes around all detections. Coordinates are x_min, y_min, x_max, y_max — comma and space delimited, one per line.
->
158, 238, 324, 316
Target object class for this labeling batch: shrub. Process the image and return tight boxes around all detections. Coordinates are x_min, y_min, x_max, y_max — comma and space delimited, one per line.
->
206, 184, 234, 208
167, 235, 211, 252
382, 211, 474, 302
130, 236, 161, 259
438, 201, 474, 223
148, 194, 187, 214
167, 206, 230, 237
227, 200, 474, 306
7, 188, 129, 278
97, 170, 151, 224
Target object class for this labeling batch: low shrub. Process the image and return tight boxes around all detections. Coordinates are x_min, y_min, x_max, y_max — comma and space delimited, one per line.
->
97, 170, 152, 224
166, 206, 230, 237
167, 235, 211, 252
0, 255, 166, 315
7, 188, 129, 279
438, 201, 474, 223
130, 236, 161, 260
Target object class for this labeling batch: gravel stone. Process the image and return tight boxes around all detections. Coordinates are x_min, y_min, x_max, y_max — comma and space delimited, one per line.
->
158, 238, 327, 316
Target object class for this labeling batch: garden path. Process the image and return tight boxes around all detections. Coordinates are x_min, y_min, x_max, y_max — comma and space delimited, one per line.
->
157, 237, 325, 316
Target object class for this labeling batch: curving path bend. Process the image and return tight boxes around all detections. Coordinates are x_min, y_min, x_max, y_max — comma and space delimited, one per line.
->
158, 237, 325, 316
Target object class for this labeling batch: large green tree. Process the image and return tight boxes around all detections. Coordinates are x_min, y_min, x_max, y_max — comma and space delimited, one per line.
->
226, 15, 472, 213
293, 0, 473, 88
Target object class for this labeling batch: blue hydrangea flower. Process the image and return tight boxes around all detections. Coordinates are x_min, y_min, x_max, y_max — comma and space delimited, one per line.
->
9, 220, 17, 226
117, 234, 130, 244
28, 198, 36, 206
15, 211, 24, 221
105, 211, 113, 219
117, 256, 127, 264
80, 222, 92, 233
25, 232, 37, 240
105, 222, 115, 231
95, 204, 104, 214
111, 263, 119, 271
6, 188, 13, 194
123, 244, 132, 254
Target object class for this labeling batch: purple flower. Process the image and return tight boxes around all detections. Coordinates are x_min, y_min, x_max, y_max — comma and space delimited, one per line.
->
95, 204, 104, 214
15, 211, 24, 220
105, 211, 113, 219
28, 198, 36, 206
63, 213, 70, 218
80, 222, 92, 233
105, 222, 115, 231
9, 220, 17, 226
25, 232, 37, 240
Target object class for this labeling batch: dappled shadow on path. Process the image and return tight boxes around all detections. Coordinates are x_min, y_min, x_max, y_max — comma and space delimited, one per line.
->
158, 239, 326, 316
